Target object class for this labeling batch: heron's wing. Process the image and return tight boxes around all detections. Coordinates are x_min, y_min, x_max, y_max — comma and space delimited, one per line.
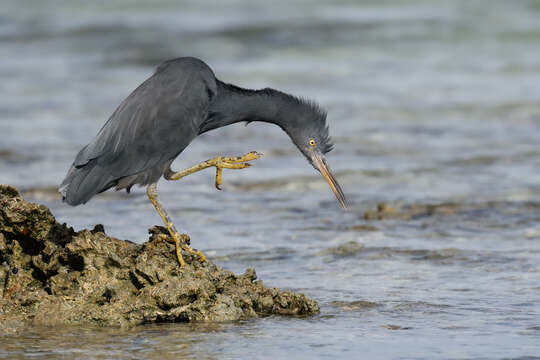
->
75, 60, 216, 177
61, 58, 217, 205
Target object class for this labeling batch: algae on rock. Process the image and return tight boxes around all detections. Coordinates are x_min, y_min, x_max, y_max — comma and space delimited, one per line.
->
0, 185, 318, 329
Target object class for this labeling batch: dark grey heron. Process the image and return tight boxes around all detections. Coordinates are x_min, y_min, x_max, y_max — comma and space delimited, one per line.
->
60, 57, 346, 267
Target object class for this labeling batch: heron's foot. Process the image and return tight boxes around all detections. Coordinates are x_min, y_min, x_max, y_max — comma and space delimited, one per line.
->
182, 244, 207, 263
164, 151, 262, 188
214, 151, 262, 190
157, 233, 206, 266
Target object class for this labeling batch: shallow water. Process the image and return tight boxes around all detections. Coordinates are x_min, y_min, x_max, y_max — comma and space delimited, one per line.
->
1, 0, 540, 358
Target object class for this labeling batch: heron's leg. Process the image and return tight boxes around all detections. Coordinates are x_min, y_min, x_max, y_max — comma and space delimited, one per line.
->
164, 151, 262, 189
146, 183, 206, 267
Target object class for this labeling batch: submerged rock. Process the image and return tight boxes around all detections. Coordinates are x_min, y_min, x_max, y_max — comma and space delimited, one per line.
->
0, 185, 318, 330
363, 202, 462, 221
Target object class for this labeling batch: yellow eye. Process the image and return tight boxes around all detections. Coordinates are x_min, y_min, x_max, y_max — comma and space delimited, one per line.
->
309, 139, 316, 147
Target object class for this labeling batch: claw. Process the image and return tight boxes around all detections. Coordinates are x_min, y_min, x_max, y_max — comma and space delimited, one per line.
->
215, 167, 223, 190
243, 151, 262, 161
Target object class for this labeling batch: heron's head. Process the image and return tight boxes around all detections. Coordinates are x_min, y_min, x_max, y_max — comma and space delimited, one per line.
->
285, 100, 347, 209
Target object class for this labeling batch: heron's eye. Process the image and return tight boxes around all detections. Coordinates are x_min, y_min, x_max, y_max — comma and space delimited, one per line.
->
309, 139, 316, 147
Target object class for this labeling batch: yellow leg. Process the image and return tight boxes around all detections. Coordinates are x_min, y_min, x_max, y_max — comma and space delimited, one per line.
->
146, 184, 206, 267
164, 151, 262, 189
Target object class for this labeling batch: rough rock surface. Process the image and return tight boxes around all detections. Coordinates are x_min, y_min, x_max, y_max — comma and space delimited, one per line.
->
0, 185, 319, 330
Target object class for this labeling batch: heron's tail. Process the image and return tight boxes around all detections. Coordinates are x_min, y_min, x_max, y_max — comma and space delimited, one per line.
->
59, 160, 115, 206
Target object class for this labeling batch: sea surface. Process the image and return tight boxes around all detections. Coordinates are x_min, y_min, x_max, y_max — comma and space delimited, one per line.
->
1, 0, 539, 359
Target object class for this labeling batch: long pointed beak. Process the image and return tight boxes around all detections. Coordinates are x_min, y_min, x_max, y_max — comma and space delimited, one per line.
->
311, 150, 347, 209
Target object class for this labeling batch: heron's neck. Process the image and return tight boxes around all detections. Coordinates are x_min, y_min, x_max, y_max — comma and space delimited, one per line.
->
200, 80, 297, 134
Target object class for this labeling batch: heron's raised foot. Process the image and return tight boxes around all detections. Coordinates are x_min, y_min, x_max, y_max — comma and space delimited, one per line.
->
156, 233, 207, 267
213, 151, 262, 189
164, 151, 262, 189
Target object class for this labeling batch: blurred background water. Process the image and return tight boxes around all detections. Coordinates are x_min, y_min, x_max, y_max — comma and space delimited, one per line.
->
1, 0, 540, 358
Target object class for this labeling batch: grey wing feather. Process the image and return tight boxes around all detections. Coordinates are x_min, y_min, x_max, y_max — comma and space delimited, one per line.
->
60, 57, 217, 205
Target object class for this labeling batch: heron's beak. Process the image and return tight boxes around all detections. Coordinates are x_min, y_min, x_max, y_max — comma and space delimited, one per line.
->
311, 150, 347, 209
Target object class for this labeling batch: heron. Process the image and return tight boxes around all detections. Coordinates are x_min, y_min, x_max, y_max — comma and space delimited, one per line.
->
60, 57, 346, 267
